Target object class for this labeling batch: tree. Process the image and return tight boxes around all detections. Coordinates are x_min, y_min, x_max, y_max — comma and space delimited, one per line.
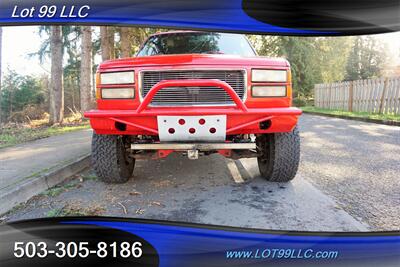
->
345, 36, 387, 80
35, 26, 82, 116
1, 69, 19, 117
248, 36, 323, 98
0, 70, 46, 121
247, 35, 281, 56
49, 26, 64, 124
277, 37, 322, 98
120, 27, 132, 58
80, 26, 92, 111
100, 26, 115, 61
116, 27, 161, 58
315, 37, 352, 83
0, 27, 2, 124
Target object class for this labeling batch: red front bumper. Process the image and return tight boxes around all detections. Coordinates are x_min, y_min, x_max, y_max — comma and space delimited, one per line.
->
85, 107, 301, 135
85, 79, 302, 136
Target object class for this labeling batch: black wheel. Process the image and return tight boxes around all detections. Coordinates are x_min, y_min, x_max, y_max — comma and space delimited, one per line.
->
256, 126, 300, 182
91, 133, 135, 183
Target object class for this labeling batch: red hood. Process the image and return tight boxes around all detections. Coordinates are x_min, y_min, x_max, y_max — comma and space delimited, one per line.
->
99, 54, 289, 70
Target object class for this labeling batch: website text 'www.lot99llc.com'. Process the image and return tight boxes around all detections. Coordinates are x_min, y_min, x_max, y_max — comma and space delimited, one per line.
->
226, 248, 339, 260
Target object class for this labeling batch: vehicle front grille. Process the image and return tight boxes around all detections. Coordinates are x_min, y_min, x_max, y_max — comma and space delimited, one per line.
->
141, 70, 246, 106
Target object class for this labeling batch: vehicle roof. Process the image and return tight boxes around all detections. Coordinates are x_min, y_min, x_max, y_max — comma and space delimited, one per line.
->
100, 54, 290, 69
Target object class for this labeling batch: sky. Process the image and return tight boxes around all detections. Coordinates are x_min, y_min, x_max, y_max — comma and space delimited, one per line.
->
2, 26, 50, 76
2, 26, 400, 77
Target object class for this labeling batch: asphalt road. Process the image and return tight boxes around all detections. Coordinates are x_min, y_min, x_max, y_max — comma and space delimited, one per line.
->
298, 114, 400, 230
3, 114, 399, 231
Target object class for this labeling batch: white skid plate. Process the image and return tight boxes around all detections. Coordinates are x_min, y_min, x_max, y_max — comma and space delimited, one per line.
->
157, 115, 226, 142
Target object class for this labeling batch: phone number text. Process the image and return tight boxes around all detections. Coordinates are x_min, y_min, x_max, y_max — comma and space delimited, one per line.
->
14, 241, 143, 258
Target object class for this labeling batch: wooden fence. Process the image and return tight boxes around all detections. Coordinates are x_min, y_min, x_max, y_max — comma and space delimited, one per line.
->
314, 77, 400, 114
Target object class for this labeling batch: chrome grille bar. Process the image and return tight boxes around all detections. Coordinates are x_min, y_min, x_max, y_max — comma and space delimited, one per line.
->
141, 70, 246, 106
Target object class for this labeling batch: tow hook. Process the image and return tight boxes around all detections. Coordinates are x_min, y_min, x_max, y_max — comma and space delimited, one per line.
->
187, 149, 199, 160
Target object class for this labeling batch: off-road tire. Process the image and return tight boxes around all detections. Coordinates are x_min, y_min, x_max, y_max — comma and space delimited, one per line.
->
92, 133, 135, 183
256, 126, 300, 182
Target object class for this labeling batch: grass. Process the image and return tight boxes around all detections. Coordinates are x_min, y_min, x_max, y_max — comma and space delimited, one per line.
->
40, 173, 98, 199
81, 174, 98, 181
46, 206, 87, 217
46, 203, 105, 217
0, 122, 89, 149
301, 106, 400, 122
25, 167, 51, 179
41, 182, 79, 198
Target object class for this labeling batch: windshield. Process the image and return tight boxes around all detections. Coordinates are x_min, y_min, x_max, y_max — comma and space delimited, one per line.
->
137, 32, 256, 57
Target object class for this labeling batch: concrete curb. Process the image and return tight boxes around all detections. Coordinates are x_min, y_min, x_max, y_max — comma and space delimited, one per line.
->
302, 111, 400, 127
0, 154, 91, 215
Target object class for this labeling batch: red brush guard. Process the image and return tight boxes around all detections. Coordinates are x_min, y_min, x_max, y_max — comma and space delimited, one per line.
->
84, 79, 302, 136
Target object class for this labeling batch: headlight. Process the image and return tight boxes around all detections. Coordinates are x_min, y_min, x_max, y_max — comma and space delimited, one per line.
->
252, 69, 287, 82
100, 71, 134, 84
101, 88, 135, 99
252, 86, 286, 97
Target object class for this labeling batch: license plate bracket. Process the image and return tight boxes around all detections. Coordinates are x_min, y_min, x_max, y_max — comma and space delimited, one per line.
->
157, 115, 226, 142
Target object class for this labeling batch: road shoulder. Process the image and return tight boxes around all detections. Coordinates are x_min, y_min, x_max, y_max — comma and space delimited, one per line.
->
0, 129, 92, 215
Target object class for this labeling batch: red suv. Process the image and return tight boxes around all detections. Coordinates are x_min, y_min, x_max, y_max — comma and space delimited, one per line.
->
85, 31, 301, 183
